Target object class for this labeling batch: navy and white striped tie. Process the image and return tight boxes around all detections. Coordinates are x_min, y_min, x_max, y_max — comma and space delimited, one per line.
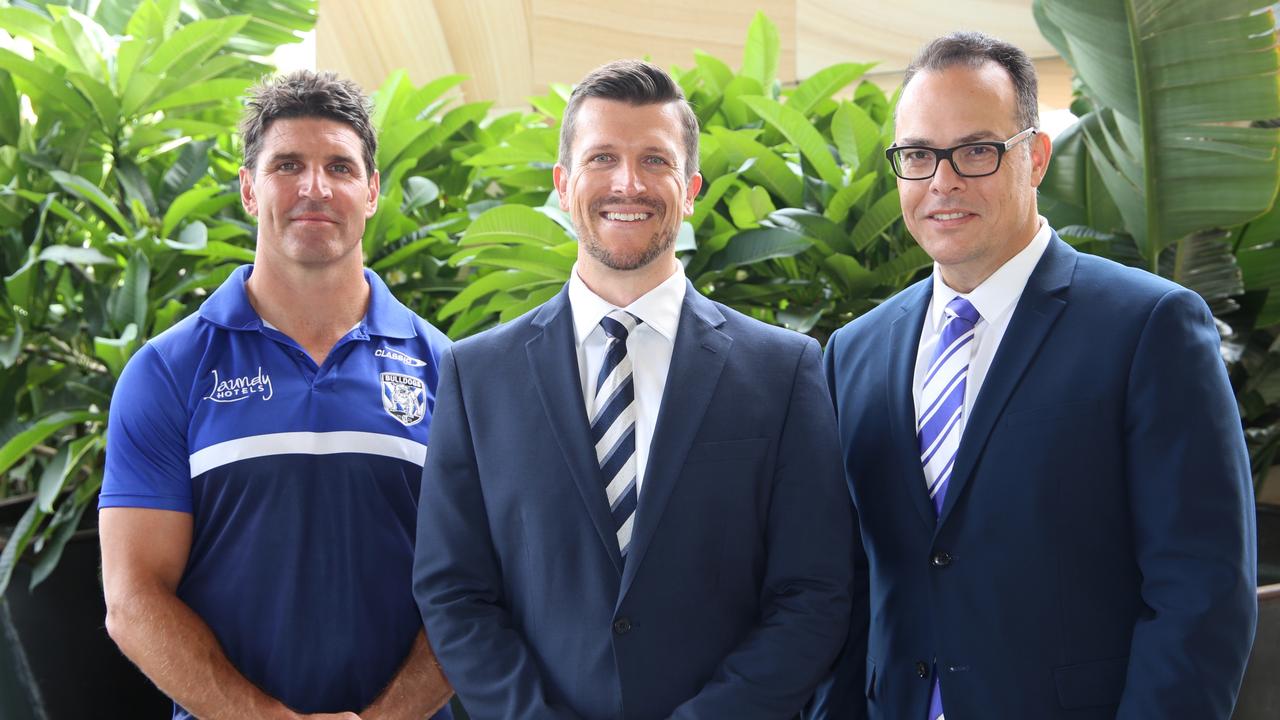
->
918, 295, 979, 720
592, 310, 641, 560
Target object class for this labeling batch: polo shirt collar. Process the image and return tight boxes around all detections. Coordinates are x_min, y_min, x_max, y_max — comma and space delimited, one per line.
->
198, 264, 418, 339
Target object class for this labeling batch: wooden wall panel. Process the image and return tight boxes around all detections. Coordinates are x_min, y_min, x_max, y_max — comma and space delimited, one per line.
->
798, 0, 1056, 76
433, 0, 533, 109
529, 0, 796, 91
315, 0, 456, 94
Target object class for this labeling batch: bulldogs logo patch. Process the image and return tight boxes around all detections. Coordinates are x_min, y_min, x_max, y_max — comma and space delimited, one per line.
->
381, 372, 426, 426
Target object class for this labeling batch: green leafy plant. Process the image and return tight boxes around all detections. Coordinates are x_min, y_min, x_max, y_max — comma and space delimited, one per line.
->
435, 13, 927, 341
1034, 0, 1280, 493
0, 0, 314, 594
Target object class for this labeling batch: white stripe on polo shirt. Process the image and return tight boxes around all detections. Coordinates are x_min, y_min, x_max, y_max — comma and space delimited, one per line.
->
188, 431, 428, 478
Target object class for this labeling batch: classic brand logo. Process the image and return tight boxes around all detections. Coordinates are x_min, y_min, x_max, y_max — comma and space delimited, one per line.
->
202, 368, 274, 403
381, 372, 426, 426
375, 346, 426, 367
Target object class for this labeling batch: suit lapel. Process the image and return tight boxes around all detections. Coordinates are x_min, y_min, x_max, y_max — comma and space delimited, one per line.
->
888, 279, 939, 531
937, 234, 1077, 525
526, 286, 624, 574
618, 284, 731, 601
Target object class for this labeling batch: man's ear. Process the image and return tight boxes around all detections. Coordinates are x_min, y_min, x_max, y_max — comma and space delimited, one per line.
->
366, 169, 380, 218
239, 166, 257, 217
1029, 131, 1053, 188
553, 164, 571, 212
683, 173, 703, 216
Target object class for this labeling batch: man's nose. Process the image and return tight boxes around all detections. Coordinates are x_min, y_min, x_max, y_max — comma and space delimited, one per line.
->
929, 157, 966, 194
298, 166, 333, 200
611, 159, 647, 195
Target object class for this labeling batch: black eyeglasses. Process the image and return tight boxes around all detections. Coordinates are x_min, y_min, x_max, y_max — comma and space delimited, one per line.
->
885, 128, 1038, 180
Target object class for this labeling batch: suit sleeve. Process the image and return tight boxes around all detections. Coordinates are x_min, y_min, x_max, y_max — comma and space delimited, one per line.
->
413, 347, 581, 720
1116, 288, 1257, 719
804, 328, 871, 720
670, 337, 854, 719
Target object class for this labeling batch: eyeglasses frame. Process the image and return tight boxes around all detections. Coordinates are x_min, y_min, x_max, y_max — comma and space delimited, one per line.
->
884, 127, 1039, 180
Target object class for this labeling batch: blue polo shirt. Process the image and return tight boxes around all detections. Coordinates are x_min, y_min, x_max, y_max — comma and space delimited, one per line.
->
102, 265, 452, 719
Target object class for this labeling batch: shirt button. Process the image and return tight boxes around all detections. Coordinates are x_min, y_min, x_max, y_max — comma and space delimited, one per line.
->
931, 551, 952, 568
612, 617, 632, 635
916, 661, 929, 678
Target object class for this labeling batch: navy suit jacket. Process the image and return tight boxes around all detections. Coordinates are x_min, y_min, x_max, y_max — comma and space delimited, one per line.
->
810, 234, 1256, 719
414, 281, 852, 720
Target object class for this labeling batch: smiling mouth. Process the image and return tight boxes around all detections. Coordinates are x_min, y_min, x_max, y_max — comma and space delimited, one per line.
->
600, 212, 653, 222
928, 211, 974, 221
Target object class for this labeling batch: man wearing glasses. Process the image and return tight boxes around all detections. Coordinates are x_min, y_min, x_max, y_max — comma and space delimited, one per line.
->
810, 32, 1256, 720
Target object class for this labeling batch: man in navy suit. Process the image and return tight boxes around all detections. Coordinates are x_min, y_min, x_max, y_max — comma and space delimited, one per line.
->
414, 60, 853, 719
811, 32, 1257, 720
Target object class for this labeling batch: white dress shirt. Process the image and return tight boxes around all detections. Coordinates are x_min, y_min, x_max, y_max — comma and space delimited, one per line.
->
912, 218, 1052, 428
568, 263, 685, 495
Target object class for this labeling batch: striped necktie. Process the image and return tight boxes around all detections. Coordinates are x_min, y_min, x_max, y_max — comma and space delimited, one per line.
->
592, 310, 642, 561
918, 295, 980, 720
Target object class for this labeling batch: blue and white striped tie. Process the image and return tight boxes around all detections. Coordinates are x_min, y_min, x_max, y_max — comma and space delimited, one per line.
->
918, 295, 979, 720
593, 310, 641, 560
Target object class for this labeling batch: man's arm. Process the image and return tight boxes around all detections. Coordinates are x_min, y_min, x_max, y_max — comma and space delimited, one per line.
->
670, 338, 855, 718
413, 347, 581, 720
803, 328, 871, 720
361, 630, 452, 720
101, 507, 356, 720
1116, 288, 1257, 719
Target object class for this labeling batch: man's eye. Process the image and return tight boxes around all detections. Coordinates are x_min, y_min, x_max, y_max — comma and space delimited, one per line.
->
903, 150, 933, 163
962, 145, 994, 158
331, 163, 351, 174
644, 156, 669, 165
278, 162, 300, 171
591, 153, 614, 163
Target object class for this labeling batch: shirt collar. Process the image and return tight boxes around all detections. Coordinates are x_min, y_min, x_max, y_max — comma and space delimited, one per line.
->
197, 264, 418, 339
928, 217, 1052, 331
568, 262, 687, 345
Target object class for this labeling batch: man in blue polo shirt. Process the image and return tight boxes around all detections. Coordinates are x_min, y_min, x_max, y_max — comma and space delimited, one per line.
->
100, 70, 453, 719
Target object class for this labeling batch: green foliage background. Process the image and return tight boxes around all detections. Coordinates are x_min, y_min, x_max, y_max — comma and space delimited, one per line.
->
0, 0, 1277, 595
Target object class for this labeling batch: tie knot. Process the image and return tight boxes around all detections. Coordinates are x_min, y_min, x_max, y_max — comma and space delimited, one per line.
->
600, 310, 641, 341
944, 297, 980, 327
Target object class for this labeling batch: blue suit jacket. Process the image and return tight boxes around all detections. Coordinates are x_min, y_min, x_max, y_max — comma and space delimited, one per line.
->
414, 282, 853, 720
811, 234, 1257, 719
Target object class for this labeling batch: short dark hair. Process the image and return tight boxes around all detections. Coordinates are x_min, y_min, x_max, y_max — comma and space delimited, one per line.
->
559, 59, 700, 180
901, 31, 1040, 131
241, 70, 377, 176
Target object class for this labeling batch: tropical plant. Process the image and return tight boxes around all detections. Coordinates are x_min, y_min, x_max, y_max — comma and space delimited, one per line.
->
433, 13, 927, 341
0, 0, 316, 594
1033, 0, 1280, 493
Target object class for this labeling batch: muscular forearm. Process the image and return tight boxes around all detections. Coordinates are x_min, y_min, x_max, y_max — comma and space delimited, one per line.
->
105, 585, 296, 720
362, 630, 453, 720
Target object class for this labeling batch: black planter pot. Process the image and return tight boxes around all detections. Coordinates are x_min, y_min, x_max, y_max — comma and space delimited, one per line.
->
1258, 503, 1280, 587
0, 501, 170, 720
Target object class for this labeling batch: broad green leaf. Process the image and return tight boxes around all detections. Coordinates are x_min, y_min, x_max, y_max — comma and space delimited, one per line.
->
165, 220, 209, 251
460, 204, 574, 248
694, 50, 734, 93
787, 62, 875, 118
36, 436, 97, 513
690, 166, 749, 230
94, 323, 140, 378
728, 185, 776, 228
146, 77, 255, 113
162, 140, 214, 201
49, 170, 132, 233
0, 48, 93, 119
403, 177, 440, 211
152, 298, 187, 334
438, 270, 550, 320
450, 244, 575, 278
740, 12, 780, 90
830, 101, 881, 174
707, 127, 803, 207
108, 250, 150, 333
37, 245, 115, 266
741, 96, 844, 187
0, 500, 39, 596
116, 160, 159, 220
824, 173, 877, 225
849, 190, 903, 251
0, 410, 102, 477
1035, 0, 1280, 263
706, 227, 812, 272
0, 323, 21, 369
29, 497, 92, 589
162, 185, 227, 239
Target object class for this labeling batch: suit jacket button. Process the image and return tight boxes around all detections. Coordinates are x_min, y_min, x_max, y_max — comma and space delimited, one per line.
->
931, 551, 952, 567
916, 661, 929, 678
613, 617, 632, 635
